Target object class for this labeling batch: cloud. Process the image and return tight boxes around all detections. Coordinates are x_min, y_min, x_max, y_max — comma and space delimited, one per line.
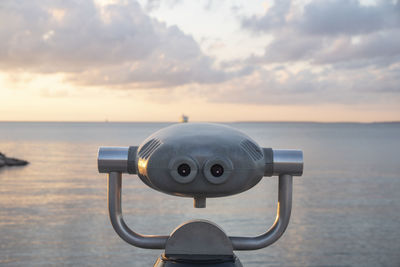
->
199, 62, 400, 105
144, 0, 182, 12
300, 0, 400, 36
243, 0, 400, 35
314, 29, 400, 66
241, 0, 400, 67
241, 0, 291, 32
1, 0, 399, 109
0, 0, 226, 87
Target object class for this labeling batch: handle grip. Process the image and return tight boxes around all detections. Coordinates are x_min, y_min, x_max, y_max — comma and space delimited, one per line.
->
108, 172, 168, 249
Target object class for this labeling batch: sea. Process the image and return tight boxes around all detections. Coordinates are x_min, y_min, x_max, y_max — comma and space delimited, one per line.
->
0, 122, 399, 267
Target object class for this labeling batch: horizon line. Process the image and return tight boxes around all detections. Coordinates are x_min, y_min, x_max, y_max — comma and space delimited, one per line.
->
0, 120, 399, 124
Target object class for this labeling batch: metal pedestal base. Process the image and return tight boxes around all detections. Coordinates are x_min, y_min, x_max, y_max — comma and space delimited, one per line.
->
154, 254, 242, 267
153, 220, 243, 267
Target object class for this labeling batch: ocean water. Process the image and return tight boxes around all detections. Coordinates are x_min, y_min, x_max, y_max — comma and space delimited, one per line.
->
0, 122, 399, 267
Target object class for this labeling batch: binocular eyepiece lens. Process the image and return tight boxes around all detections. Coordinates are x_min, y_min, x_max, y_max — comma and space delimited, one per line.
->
210, 164, 224, 177
177, 163, 191, 177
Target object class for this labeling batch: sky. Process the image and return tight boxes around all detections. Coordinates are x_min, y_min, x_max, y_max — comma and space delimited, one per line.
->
0, 0, 399, 122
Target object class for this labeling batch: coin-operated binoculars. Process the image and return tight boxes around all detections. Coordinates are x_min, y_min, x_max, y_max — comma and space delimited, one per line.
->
98, 123, 303, 266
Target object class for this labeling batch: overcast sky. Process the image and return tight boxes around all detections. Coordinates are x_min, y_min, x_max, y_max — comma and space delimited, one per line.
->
0, 0, 399, 122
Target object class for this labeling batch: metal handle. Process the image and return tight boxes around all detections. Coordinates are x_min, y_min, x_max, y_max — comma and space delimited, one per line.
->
229, 174, 292, 250
102, 146, 301, 251
108, 172, 168, 249
107, 172, 292, 251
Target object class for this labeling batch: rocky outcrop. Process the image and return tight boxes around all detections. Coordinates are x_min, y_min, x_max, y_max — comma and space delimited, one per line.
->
0, 152, 29, 168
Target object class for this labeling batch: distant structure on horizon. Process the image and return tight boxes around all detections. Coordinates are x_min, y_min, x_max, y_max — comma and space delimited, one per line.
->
180, 114, 189, 123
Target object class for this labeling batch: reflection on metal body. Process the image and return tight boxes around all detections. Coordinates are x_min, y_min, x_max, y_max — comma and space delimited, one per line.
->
97, 123, 304, 265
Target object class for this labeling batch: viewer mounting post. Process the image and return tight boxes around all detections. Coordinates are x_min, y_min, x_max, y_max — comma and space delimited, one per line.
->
98, 123, 304, 266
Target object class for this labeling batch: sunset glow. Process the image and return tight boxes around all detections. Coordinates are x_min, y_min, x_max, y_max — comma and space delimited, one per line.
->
1, 0, 399, 122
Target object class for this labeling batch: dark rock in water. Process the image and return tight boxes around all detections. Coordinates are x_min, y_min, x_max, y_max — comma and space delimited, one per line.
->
0, 152, 29, 168
5, 157, 29, 166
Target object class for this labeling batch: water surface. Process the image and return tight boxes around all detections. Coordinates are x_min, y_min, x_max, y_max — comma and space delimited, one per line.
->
0, 122, 399, 266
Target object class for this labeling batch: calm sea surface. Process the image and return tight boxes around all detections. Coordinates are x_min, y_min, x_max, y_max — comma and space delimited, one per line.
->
0, 122, 399, 266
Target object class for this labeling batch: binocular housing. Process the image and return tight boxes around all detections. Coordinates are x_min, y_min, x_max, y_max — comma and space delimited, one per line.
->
99, 123, 302, 207
97, 123, 304, 265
